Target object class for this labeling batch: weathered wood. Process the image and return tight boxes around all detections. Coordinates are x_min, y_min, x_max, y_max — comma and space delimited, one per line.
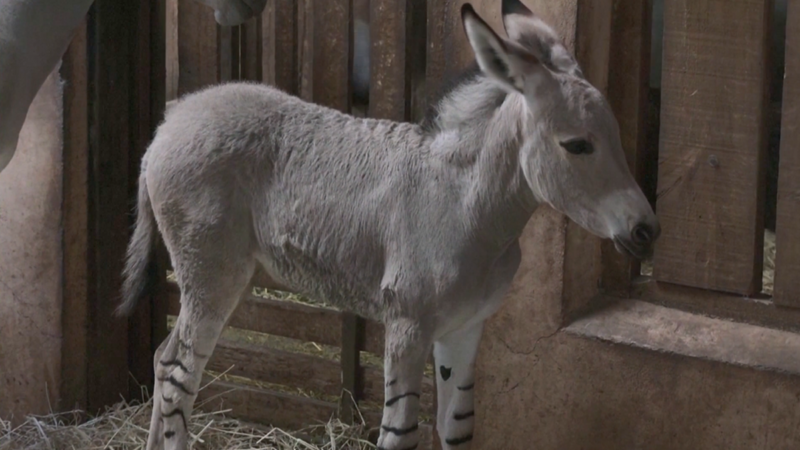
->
87, 0, 146, 411
774, 0, 800, 307
263, 0, 297, 93
166, 0, 179, 101
208, 339, 342, 395
241, 16, 262, 81
340, 312, 363, 422
653, 0, 771, 295
599, 0, 652, 295
177, 0, 236, 94
60, 20, 89, 413
167, 282, 341, 347
197, 379, 339, 429
369, 0, 409, 121
311, 0, 351, 111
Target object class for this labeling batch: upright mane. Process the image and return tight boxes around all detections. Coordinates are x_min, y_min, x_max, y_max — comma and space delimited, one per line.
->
419, 61, 509, 135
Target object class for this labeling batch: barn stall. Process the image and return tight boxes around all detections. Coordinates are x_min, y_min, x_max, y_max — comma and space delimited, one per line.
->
1, 0, 800, 449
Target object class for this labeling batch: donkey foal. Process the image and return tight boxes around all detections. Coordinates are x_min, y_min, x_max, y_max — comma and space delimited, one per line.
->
119, 1, 660, 449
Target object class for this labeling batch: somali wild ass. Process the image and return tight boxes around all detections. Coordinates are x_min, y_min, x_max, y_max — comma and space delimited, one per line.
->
119, 1, 661, 449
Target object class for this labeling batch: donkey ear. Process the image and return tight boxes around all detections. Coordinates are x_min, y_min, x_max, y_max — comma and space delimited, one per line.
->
461, 3, 538, 93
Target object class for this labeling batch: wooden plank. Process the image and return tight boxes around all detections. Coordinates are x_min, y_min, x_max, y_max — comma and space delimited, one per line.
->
178, 0, 236, 94
369, 0, 410, 121
311, 0, 351, 111
340, 312, 363, 422
241, 16, 262, 81
653, 0, 772, 295
208, 339, 342, 396
599, 0, 652, 295
263, 0, 298, 93
60, 20, 89, 412
87, 0, 142, 411
774, 1, 800, 307
166, 0, 179, 100
167, 283, 341, 347
197, 380, 338, 429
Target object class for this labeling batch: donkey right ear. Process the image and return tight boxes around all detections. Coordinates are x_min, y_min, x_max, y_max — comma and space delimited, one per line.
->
461, 3, 539, 93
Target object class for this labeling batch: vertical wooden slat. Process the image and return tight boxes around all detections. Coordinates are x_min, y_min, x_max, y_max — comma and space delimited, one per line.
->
653, 0, 772, 295
774, 1, 800, 307
60, 19, 89, 412
312, 0, 352, 111
177, 0, 237, 94
599, 0, 653, 295
369, 0, 409, 121
87, 0, 142, 411
241, 16, 262, 81
263, 0, 297, 93
165, 0, 179, 101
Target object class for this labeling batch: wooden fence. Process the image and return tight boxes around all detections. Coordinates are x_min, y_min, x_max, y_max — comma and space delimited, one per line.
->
51, 0, 800, 445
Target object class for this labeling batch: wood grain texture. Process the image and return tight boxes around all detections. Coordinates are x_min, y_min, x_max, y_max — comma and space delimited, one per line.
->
208, 339, 343, 395
599, 0, 652, 296
197, 379, 339, 429
311, 0, 351, 111
773, 0, 800, 307
240, 16, 262, 81
369, 0, 409, 121
653, 0, 771, 295
166, 283, 385, 355
60, 20, 89, 413
177, 0, 228, 94
263, 0, 298, 93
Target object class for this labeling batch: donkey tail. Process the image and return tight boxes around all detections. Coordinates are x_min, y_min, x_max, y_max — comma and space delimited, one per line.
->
117, 158, 158, 317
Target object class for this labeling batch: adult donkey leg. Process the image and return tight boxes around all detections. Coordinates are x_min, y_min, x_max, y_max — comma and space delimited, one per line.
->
433, 321, 485, 450
378, 318, 433, 450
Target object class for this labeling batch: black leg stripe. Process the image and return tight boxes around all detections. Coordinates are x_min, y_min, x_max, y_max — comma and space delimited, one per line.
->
159, 358, 190, 373
454, 411, 475, 421
457, 383, 474, 391
164, 430, 175, 439
385, 392, 421, 407
162, 407, 188, 430
158, 375, 196, 396
386, 378, 398, 387
377, 444, 418, 450
161, 394, 174, 403
381, 422, 419, 436
446, 434, 474, 446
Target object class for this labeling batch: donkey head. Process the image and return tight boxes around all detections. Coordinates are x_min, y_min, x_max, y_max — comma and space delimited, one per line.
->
461, 0, 660, 259
200, 0, 267, 26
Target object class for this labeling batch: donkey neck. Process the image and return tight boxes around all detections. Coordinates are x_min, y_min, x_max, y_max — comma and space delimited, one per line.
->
425, 67, 538, 248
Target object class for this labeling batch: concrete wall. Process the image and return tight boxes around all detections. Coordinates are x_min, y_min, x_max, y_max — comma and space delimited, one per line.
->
0, 67, 64, 423
472, 2, 800, 449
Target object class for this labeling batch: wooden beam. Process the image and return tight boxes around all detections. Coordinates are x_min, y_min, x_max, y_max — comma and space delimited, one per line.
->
60, 19, 89, 413
369, 0, 410, 121
311, 0, 352, 111
774, 0, 800, 307
653, 0, 772, 295
599, 0, 653, 296
263, 0, 297, 93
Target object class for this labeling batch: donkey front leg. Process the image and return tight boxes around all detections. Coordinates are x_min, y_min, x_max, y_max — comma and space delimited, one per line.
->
378, 318, 433, 450
433, 321, 485, 450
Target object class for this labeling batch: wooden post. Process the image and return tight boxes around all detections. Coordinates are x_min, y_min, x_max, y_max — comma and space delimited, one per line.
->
773, 0, 800, 307
263, 0, 298, 93
653, 0, 772, 295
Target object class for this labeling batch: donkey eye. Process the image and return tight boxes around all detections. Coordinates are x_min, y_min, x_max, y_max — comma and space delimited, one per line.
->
559, 139, 593, 155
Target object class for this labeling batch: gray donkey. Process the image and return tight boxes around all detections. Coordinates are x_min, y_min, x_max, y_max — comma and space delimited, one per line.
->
119, 1, 660, 449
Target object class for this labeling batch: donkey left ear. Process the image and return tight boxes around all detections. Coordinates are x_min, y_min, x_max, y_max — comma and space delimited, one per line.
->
461, 3, 539, 93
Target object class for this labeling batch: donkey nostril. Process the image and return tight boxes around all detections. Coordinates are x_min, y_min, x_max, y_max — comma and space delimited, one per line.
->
631, 224, 653, 246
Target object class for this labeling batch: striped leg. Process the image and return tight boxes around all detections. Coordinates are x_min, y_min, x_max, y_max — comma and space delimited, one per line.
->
145, 265, 254, 450
378, 318, 432, 450
433, 321, 484, 450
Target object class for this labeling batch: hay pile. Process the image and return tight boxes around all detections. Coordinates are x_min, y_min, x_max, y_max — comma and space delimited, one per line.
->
0, 389, 375, 450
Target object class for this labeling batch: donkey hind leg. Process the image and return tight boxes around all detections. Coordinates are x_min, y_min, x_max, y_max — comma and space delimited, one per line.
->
145, 259, 255, 450
378, 319, 433, 450
433, 320, 485, 450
